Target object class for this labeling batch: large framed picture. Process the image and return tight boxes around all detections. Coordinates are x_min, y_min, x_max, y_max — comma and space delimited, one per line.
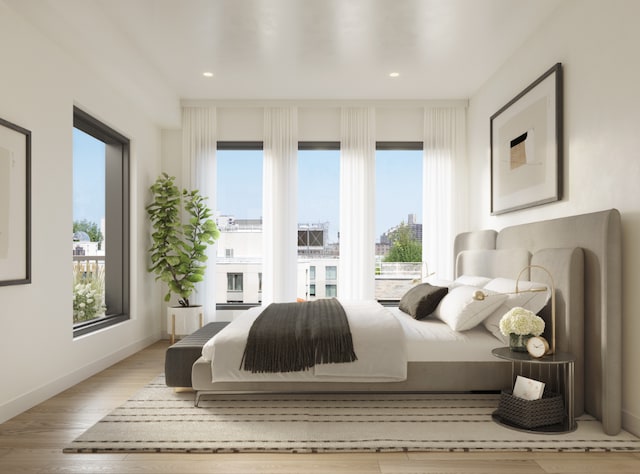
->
490, 63, 563, 215
0, 117, 31, 286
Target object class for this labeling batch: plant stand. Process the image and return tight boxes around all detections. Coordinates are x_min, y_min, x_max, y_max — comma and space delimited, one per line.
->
168, 306, 204, 344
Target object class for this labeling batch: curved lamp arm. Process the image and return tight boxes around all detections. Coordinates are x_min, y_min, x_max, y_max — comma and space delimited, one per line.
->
472, 264, 556, 355
516, 264, 556, 355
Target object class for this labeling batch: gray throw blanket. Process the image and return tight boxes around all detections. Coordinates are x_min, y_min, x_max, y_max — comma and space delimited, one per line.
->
240, 298, 358, 373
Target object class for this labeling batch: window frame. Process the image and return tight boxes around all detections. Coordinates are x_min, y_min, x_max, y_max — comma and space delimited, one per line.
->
215, 141, 426, 308
216, 142, 263, 309
297, 142, 341, 301
72, 107, 130, 337
374, 141, 424, 304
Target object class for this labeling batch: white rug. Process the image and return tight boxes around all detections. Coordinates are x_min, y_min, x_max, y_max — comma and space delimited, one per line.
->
64, 375, 640, 453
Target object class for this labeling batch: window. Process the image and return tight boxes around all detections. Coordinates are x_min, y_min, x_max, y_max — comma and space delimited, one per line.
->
227, 273, 243, 292
216, 144, 263, 306
298, 144, 340, 300
375, 143, 423, 301
325, 265, 337, 281
325, 284, 337, 297
72, 107, 129, 337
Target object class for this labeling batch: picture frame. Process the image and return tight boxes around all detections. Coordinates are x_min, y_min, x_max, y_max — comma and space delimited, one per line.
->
490, 63, 563, 215
0, 117, 31, 286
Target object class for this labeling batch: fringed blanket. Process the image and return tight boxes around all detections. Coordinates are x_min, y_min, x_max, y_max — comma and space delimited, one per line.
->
240, 298, 358, 373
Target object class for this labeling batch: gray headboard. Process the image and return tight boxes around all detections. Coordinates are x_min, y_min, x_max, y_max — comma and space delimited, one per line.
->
453, 209, 622, 435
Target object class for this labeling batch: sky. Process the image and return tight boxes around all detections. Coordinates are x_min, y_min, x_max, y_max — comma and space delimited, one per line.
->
72, 136, 423, 244
73, 128, 105, 227
217, 149, 423, 243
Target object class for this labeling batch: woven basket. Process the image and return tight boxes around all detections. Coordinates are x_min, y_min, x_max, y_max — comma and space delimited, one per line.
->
496, 390, 565, 429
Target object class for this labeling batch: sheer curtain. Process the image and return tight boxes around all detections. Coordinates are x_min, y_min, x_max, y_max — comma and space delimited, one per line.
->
262, 107, 298, 303
423, 106, 466, 280
339, 107, 376, 300
181, 106, 217, 321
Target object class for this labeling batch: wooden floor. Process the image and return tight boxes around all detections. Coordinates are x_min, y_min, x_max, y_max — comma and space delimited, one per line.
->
1, 340, 639, 474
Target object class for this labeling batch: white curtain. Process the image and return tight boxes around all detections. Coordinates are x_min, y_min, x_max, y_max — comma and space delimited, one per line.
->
339, 107, 376, 300
423, 106, 466, 280
262, 107, 298, 303
182, 106, 217, 321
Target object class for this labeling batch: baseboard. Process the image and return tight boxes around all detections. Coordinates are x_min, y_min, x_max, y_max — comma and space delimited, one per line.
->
0, 335, 159, 424
623, 408, 640, 437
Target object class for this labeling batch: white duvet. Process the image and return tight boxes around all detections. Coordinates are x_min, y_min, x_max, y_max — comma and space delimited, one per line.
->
202, 299, 408, 383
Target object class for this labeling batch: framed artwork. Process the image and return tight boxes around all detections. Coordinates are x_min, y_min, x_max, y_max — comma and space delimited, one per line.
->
0, 117, 31, 286
490, 63, 563, 215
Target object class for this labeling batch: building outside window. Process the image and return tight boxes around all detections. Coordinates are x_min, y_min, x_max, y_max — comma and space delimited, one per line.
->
325, 284, 337, 297
72, 107, 129, 337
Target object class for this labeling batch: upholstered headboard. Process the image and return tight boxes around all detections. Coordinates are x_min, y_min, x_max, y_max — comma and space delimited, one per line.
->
453, 209, 622, 435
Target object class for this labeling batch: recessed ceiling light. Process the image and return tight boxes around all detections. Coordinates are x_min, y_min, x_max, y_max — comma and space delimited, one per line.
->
203, 72, 214, 78
389, 72, 400, 78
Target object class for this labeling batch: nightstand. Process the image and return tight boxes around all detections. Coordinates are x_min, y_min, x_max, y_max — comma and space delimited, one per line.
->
491, 347, 577, 433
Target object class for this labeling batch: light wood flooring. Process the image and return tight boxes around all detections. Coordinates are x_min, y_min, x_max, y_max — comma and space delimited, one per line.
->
1, 340, 639, 474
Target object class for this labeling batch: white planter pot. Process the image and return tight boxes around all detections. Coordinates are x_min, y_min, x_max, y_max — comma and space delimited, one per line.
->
167, 305, 203, 343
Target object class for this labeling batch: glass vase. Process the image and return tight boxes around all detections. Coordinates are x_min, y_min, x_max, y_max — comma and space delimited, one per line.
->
509, 333, 532, 352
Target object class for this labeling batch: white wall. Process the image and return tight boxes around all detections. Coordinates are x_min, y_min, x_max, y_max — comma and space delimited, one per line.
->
467, 0, 640, 435
0, 3, 166, 423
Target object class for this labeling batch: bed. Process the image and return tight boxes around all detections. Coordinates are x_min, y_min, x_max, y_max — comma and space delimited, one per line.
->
191, 208, 622, 435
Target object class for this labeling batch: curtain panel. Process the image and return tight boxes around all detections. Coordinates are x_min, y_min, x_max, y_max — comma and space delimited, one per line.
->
182, 106, 217, 321
339, 107, 376, 300
262, 107, 298, 304
423, 106, 466, 281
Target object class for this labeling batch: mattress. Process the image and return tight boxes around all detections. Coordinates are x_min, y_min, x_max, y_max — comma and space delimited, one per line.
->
202, 299, 408, 383
201, 300, 504, 384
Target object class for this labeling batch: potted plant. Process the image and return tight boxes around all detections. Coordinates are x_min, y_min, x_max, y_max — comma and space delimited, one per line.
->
146, 173, 219, 340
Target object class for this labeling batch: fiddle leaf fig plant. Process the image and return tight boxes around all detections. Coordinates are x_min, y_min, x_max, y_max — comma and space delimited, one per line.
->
146, 173, 220, 307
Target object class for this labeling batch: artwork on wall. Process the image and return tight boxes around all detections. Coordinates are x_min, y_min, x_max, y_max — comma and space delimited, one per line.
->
490, 63, 563, 215
0, 117, 31, 286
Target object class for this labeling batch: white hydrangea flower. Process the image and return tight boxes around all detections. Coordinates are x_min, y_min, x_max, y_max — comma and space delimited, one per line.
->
499, 307, 545, 336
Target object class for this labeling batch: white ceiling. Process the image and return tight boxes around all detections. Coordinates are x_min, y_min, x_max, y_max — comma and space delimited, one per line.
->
8, 0, 561, 125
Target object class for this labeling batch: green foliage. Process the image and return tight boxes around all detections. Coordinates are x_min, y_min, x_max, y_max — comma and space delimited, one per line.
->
72, 261, 106, 323
146, 173, 220, 307
383, 222, 422, 263
73, 219, 103, 243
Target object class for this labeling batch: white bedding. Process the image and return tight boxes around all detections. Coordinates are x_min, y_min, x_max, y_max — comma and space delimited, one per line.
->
389, 308, 503, 362
202, 299, 408, 383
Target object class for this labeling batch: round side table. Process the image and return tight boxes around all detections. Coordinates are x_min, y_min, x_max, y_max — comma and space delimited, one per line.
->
491, 347, 577, 433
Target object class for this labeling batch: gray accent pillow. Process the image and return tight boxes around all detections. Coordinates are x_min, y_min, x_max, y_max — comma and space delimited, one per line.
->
399, 283, 449, 320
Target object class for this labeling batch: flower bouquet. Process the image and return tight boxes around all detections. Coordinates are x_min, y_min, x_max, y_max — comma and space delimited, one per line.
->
499, 307, 545, 352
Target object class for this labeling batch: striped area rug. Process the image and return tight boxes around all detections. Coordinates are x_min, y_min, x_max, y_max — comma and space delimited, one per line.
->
64, 375, 640, 453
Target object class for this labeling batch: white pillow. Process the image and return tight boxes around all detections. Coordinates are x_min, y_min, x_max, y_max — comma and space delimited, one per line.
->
424, 275, 454, 288
434, 285, 508, 331
451, 275, 492, 289
481, 278, 551, 343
